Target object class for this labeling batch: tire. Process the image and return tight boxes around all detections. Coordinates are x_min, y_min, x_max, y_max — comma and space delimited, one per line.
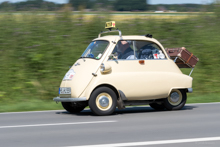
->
89, 87, 117, 116
163, 89, 187, 110
61, 102, 87, 113
149, 103, 165, 111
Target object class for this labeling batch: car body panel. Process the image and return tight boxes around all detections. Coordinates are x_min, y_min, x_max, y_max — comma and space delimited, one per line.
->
60, 59, 98, 98
79, 60, 192, 100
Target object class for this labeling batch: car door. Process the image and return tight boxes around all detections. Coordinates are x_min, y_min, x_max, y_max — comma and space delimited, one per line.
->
60, 40, 110, 98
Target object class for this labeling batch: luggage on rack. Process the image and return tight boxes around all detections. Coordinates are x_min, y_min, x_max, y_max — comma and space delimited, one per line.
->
165, 47, 199, 68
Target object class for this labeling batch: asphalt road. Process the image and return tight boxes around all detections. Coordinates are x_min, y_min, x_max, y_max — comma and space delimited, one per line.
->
1, 103, 220, 147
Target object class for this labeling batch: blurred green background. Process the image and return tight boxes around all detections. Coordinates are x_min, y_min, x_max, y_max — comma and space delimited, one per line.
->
0, 0, 220, 112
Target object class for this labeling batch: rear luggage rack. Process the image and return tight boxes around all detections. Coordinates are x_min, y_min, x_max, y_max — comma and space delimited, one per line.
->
165, 47, 199, 76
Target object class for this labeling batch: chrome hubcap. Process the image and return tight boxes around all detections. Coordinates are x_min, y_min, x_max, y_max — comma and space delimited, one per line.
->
96, 93, 112, 111
170, 92, 180, 103
98, 96, 109, 107
168, 90, 182, 106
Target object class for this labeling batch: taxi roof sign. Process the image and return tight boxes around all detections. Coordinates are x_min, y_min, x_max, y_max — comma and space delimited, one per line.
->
99, 21, 121, 37
105, 21, 116, 29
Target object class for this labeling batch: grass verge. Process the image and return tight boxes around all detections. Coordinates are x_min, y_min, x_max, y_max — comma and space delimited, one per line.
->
187, 93, 220, 104
0, 99, 63, 113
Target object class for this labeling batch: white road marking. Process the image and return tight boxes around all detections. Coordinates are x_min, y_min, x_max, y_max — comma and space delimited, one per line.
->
68, 137, 220, 147
0, 120, 117, 129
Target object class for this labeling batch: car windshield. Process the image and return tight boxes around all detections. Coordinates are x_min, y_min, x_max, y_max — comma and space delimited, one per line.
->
80, 40, 109, 60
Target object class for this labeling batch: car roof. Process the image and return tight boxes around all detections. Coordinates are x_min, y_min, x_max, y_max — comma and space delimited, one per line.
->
93, 35, 163, 48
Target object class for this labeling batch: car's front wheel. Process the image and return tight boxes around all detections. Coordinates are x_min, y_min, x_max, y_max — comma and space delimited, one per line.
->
89, 87, 117, 116
62, 102, 87, 113
163, 89, 187, 110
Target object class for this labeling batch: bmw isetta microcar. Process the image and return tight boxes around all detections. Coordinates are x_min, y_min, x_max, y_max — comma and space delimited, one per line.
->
53, 21, 194, 116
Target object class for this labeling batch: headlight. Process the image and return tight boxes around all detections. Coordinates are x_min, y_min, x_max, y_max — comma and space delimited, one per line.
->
63, 69, 75, 80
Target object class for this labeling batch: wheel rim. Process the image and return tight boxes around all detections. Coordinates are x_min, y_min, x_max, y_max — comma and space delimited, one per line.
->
168, 90, 182, 106
96, 93, 113, 111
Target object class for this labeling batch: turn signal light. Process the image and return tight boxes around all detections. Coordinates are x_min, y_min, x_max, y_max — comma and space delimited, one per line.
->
139, 60, 145, 64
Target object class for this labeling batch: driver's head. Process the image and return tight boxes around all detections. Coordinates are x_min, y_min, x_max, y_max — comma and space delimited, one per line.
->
118, 40, 129, 53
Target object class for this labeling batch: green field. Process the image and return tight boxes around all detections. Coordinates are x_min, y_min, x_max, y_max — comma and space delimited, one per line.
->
0, 11, 212, 21
0, 11, 220, 112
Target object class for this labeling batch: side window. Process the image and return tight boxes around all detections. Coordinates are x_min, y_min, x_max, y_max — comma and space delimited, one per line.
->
109, 40, 136, 60
135, 41, 166, 60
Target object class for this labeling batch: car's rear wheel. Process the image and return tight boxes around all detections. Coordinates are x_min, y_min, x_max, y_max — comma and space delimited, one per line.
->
149, 103, 165, 111
163, 89, 187, 110
61, 102, 87, 113
89, 87, 117, 116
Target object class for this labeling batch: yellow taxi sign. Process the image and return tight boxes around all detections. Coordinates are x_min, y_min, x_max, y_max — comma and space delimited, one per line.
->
105, 21, 116, 29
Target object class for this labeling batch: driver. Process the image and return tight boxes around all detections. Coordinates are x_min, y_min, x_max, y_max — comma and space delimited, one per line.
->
117, 40, 134, 59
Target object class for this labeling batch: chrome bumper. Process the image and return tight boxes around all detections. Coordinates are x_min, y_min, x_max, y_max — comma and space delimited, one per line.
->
187, 88, 193, 93
53, 97, 87, 102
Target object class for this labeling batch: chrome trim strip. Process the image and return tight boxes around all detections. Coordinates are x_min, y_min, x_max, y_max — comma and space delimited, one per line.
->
53, 97, 87, 102
187, 88, 193, 93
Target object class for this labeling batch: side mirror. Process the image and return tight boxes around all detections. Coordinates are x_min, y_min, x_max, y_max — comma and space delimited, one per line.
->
100, 63, 111, 74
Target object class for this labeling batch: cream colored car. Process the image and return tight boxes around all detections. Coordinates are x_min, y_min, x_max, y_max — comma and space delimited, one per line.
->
53, 24, 193, 116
